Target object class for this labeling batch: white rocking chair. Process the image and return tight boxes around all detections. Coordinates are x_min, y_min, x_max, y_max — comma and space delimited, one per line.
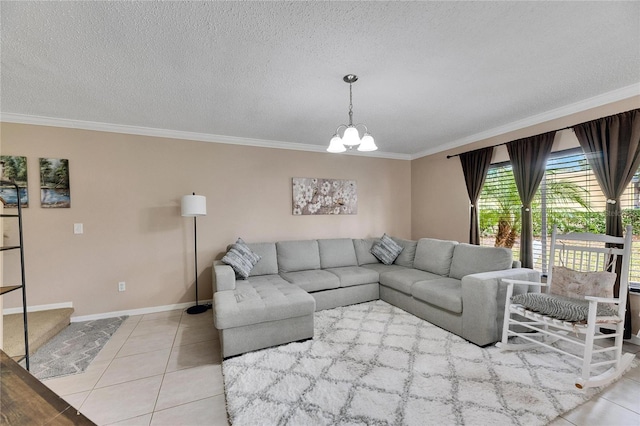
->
497, 225, 636, 390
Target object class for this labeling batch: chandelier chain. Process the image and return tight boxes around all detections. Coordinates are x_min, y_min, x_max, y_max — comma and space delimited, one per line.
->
348, 82, 354, 126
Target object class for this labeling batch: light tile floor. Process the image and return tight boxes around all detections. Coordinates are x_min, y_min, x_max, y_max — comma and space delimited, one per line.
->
42, 309, 640, 425
43, 309, 228, 426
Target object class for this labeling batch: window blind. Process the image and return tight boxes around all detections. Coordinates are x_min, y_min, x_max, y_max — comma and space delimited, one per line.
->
478, 148, 640, 288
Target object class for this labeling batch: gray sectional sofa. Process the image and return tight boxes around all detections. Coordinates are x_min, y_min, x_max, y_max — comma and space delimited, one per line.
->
212, 236, 540, 358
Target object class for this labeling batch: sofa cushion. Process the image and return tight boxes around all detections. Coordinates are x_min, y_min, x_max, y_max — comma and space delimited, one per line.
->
371, 234, 403, 265
277, 240, 321, 272
411, 278, 462, 314
325, 266, 379, 287
449, 244, 513, 280
280, 270, 340, 292
247, 242, 278, 276
413, 238, 458, 276
379, 268, 442, 295
360, 263, 407, 274
318, 238, 358, 269
391, 237, 418, 268
353, 238, 380, 265
213, 275, 315, 329
221, 238, 262, 279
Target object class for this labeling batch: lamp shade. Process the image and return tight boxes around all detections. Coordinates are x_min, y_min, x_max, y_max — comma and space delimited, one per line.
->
341, 126, 361, 147
357, 133, 378, 152
327, 135, 347, 153
181, 194, 207, 217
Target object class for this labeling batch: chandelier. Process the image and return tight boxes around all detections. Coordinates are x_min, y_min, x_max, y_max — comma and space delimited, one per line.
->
327, 74, 378, 153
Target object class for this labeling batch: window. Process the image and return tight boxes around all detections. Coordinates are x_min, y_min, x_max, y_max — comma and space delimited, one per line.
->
478, 148, 640, 289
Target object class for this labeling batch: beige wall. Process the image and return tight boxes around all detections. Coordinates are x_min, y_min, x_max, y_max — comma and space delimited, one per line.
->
411, 96, 640, 241
2, 97, 639, 320
1, 123, 411, 316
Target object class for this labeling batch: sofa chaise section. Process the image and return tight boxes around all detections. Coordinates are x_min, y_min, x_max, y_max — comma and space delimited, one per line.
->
213, 241, 317, 358
213, 269, 315, 358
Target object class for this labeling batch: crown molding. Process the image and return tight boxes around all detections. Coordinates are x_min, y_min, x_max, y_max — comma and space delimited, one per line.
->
410, 83, 640, 160
0, 113, 411, 161
3, 83, 637, 162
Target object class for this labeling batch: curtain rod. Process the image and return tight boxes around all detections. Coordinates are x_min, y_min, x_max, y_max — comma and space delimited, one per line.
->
446, 125, 574, 159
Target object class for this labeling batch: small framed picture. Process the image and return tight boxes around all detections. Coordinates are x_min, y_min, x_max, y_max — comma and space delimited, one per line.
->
40, 158, 71, 208
0, 155, 29, 208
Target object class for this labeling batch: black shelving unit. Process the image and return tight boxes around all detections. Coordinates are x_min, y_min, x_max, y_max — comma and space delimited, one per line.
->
1, 180, 29, 370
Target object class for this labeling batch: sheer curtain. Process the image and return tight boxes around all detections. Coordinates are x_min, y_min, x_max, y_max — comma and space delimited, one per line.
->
459, 147, 494, 245
506, 131, 556, 268
573, 109, 640, 338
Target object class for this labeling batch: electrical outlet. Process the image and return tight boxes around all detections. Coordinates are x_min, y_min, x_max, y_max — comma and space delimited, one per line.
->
74, 223, 83, 234
118, 281, 126, 292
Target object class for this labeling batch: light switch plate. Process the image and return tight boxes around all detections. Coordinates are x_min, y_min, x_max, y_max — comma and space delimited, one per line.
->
74, 223, 83, 234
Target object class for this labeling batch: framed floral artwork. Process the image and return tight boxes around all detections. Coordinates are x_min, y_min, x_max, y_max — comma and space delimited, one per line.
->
292, 177, 357, 215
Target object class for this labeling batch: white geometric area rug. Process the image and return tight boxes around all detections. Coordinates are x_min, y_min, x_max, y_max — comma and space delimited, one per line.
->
222, 300, 616, 426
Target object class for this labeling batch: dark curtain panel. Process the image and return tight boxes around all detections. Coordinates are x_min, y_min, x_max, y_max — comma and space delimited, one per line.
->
506, 131, 556, 268
459, 147, 494, 245
573, 108, 640, 339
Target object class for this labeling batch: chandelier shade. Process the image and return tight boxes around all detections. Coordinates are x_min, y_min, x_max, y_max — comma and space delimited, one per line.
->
358, 133, 377, 152
341, 126, 361, 147
327, 134, 347, 153
327, 74, 377, 153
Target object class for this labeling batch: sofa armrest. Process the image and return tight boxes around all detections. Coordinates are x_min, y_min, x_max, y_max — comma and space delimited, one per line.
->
213, 260, 237, 293
461, 268, 541, 346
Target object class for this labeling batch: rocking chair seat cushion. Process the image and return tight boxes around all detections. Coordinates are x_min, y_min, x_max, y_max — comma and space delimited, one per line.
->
510, 292, 618, 323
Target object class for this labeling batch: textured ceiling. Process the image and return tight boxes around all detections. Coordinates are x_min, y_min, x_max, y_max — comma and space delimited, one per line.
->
1, 1, 639, 158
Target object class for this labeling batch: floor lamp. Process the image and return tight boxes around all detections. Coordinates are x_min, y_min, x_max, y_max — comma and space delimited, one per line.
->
181, 193, 208, 315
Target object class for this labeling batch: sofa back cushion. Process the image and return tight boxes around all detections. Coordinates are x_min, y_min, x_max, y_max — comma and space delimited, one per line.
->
391, 237, 418, 268
318, 238, 358, 268
353, 238, 381, 265
277, 240, 321, 273
449, 243, 513, 280
413, 238, 458, 276
247, 242, 278, 276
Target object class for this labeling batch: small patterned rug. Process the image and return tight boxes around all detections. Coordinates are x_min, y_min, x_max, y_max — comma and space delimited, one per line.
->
222, 301, 626, 425
22, 316, 127, 380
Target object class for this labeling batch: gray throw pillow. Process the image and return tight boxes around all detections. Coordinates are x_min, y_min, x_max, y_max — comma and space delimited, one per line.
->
370, 234, 403, 265
222, 238, 262, 279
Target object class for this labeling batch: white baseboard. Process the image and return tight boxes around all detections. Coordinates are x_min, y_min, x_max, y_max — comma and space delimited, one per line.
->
628, 334, 640, 346
2, 302, 74, 315
2, 300, 212, 322
70, 300, 213, 322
